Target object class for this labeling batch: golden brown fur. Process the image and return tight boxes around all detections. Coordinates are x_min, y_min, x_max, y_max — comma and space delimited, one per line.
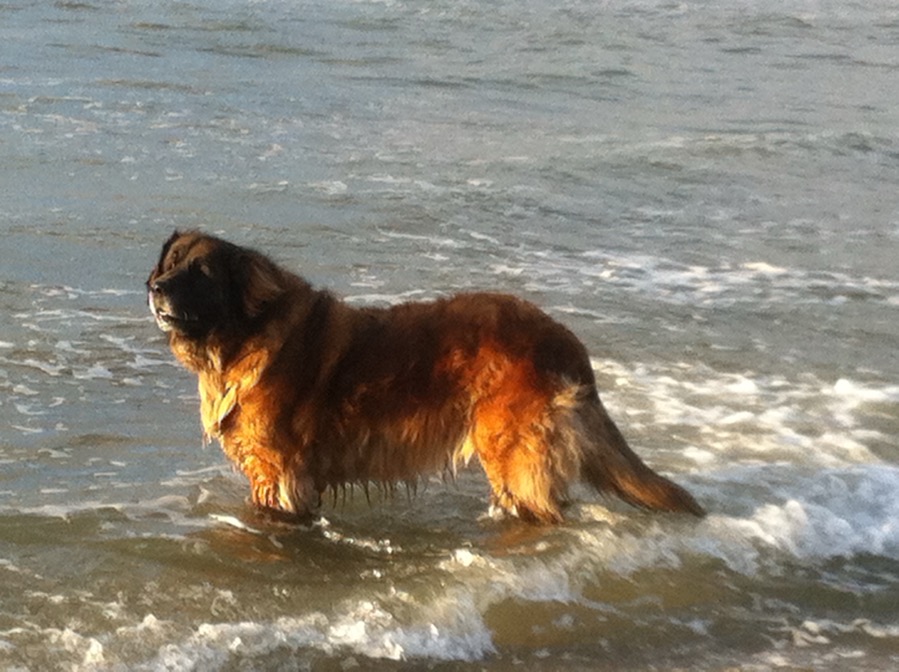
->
147, 231, 704, 523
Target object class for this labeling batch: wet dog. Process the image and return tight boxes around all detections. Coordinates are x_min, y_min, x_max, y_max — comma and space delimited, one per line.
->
147, 230, 704, 523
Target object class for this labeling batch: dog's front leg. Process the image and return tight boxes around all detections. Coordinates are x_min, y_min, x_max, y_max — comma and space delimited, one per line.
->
239, 451, 318, 518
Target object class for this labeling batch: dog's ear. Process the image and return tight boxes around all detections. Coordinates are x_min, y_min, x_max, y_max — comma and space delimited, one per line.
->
148, 230, 183, 288
237, 251, 287, 318
160, 229, 183, 258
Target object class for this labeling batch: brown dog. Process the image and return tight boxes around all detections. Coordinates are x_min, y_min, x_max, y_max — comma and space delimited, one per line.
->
147, 230, 704, 523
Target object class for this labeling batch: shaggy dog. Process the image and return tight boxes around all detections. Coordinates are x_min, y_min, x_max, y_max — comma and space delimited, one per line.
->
147, 230, 704, 523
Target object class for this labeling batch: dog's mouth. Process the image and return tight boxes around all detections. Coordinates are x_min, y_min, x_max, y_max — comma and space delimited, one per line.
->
148, 291, 199, 333
153, 309, 194, 331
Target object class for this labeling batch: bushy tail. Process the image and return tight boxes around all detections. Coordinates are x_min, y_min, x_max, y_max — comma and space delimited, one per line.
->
579, 401, 705, 517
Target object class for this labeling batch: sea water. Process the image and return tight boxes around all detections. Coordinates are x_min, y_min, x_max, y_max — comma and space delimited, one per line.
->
2, 0, 899, 669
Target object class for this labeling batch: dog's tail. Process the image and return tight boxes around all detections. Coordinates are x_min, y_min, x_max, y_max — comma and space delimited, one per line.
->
578, 400, 705, 517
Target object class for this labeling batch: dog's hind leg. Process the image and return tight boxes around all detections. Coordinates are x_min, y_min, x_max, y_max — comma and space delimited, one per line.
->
470, 391, 579, 524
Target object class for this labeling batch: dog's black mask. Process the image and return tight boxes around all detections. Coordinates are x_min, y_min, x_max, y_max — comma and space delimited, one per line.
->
146, 231, 233, 338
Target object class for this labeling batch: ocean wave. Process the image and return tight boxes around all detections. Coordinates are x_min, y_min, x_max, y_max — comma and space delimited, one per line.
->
132, 593, 494, 670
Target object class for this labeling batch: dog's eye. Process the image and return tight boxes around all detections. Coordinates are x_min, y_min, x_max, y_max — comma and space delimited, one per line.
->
189, 258, 212, 278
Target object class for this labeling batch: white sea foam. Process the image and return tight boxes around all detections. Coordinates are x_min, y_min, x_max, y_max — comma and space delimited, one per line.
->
344, 289, 431, 306
47, 628, 106, 669
592, 357, 888, 469
316, 518, 399, 555
576, 357, 899, 577
137, 595, 494, 670
499, 246, 899, 309
72, 364, 114, 380
11, 424, 44, 435
374, 228, 467, 250
579, 464, 899, 576
742, 261, 789, 276
419, 465, 899, 604
308, 180, 348, 195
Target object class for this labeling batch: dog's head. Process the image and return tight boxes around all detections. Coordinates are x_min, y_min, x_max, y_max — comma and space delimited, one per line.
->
147, 230, 286, 340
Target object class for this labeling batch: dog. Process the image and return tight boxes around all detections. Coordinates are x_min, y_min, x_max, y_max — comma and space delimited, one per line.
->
147, 230, 704, 523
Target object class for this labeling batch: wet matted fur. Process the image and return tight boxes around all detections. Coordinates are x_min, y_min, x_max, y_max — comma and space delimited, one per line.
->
147, 230, 704, 523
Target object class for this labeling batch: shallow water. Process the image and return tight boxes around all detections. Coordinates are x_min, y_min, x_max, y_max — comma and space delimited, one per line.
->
2, 0, 899, 670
